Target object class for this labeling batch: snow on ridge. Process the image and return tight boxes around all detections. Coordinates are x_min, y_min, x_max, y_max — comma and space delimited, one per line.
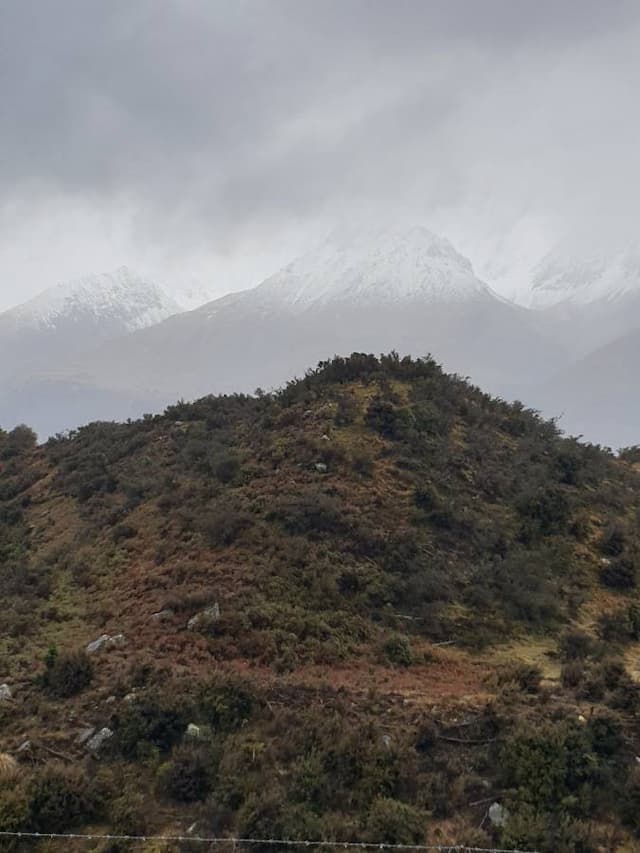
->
4, 266, 182, 332
530, 244, 640, 309
252, 224, 492, 312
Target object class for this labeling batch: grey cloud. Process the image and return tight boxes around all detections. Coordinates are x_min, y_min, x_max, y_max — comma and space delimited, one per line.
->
1, 0, 640, 286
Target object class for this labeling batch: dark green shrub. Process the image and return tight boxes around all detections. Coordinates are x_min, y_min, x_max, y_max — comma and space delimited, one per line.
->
600, 522, 627, 557
365, 398, 412, 440
0, 784, 29, 834
415, 719, 439, 752
560, 661, 585, 688
500, 721, 596, 814
518, 487, 571, 539
157, 744, 218, 803
382, 635, 413, 668
212, 453, 241, 484
116, 694, 186, 758
559, 630, 595, 661
335, 392, 359, 426
41, 648, 93, 698
600, 558, 636, 590
109, 793, 148, 836
200, 682, 255, 732
0, 424, 37, 459
497, 663, 542, 694
203, 505, 251, 546
28, 767, 98, 833
364, 797, 425, 845
113, 524, 137, 543
587, 713, 624, 758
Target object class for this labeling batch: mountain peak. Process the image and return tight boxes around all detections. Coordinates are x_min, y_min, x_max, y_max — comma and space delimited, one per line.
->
254, 224, 491, 311
530, 242, 640, 308
4, 267, 181, 332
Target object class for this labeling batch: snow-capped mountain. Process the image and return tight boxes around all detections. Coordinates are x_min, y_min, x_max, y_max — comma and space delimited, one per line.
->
171, 280, 220, 311
1, 226, 566, 438
0, 267, 181, 382
530, 243, 640, 308
3, 267, 180, 333
251, 225, 492, 311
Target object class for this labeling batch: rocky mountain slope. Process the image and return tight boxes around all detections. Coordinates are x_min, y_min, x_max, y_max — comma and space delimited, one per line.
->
1, 354, 640, 850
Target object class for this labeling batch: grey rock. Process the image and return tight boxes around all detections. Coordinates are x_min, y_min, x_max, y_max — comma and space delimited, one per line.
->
186, 723, 202, 739
86, 727, 114, 753
86, 634, 111, 654
187, 603, 221, 631
488, 802, 509, 828
75, 727, 96, 746
151, 609, 174, 622
0, 684, 12, 701
86, 633, 126, 654
314, 462, 328, 473
105, 695, 117, 705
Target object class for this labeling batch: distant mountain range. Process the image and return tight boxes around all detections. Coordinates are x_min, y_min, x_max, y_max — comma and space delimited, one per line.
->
0, 267, 181, 379
1, 227, 639, 447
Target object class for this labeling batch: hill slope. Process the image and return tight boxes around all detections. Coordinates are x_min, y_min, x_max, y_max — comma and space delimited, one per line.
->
2, 354, 640, 850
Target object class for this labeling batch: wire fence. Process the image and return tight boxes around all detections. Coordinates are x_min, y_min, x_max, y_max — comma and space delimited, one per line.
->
0, 830, 537, 852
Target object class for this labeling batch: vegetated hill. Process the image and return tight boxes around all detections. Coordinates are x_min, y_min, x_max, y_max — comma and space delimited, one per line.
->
2, 354, 640, 851
2, 226, 566, 438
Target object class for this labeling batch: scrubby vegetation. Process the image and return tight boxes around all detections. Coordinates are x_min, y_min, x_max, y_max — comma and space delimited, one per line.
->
1, 353, 640, 850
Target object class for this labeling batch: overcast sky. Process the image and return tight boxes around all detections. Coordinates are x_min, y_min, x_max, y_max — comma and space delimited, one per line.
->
1, 0, 640, 309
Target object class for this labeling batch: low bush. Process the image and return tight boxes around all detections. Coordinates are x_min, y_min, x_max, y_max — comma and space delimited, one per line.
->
157, 744, 218, 802
600, 558, 636, 590
381, 635, 413, 668
40, 648, 93, 698
28, 767, 99, 833
364, 797, 425, 845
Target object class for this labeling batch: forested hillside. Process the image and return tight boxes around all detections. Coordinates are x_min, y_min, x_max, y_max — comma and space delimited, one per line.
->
2, 354, 640, 851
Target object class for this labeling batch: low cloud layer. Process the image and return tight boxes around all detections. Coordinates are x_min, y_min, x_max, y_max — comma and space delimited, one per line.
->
2, 0, 640, 306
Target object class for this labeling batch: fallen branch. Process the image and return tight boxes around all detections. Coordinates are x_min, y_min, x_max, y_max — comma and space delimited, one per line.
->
437, 735, 499, 745
39, 743, 76, 763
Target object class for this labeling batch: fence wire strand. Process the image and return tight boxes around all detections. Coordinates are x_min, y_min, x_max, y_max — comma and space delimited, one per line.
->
0, 830, 537, 852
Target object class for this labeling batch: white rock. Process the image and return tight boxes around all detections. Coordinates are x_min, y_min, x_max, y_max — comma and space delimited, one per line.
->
0, 684, 12, 701
86, 727, 114, 753
86, 635, 111, 654
75, 727, 96, 746
86, 633, 126, 654
488, 802, 509, 827
186, 723, 202, 739
151, 609, 174, 622
187, 603, 220, 631
314, 462, 328, 473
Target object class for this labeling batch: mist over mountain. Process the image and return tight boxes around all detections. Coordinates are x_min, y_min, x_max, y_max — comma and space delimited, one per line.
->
0, 267, 181, 378
0, 226, 567, 439
1, 225, 640, 448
